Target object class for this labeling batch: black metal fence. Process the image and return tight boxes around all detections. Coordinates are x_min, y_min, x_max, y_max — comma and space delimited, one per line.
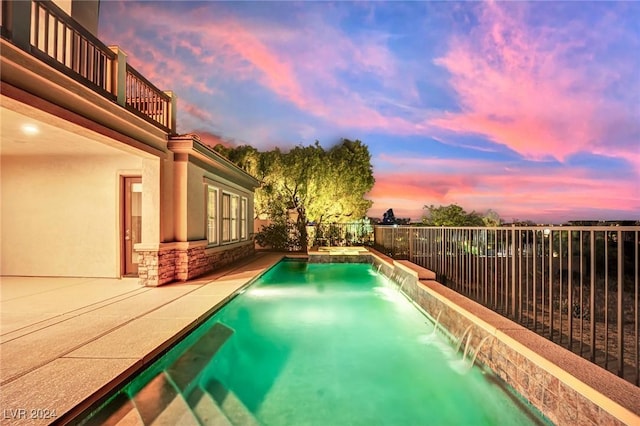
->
374, 225, 640, 387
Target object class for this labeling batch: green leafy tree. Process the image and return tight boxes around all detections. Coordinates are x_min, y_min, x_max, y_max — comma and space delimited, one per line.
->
215, 139, 375, 248
482, 209, 503, 227
421, 204, 485, 226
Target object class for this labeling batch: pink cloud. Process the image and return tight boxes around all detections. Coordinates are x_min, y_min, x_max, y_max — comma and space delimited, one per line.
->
179, 100, 215, 123
194, 131, 230, 149
99, 2, 423, 137
368, 155, 640, 222
429, 1, 640, 164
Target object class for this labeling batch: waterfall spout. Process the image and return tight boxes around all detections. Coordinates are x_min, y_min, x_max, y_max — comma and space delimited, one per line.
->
465, 336, 494, 372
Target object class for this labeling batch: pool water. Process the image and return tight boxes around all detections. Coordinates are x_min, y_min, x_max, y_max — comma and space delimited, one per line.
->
86, 261, 550, 425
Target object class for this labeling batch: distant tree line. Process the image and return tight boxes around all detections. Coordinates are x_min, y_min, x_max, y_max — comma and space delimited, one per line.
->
378, 204, 503, 227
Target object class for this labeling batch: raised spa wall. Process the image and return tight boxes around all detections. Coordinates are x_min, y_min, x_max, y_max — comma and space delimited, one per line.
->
308, 247, 640, 426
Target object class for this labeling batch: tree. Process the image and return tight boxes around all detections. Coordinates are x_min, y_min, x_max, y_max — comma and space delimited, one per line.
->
382, 209, 397, 225
421, 204, 485, 226
482, 209, 503, 227
215, 139, 375, 247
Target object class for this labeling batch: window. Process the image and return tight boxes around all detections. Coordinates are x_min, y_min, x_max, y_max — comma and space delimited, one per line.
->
240, 197, 248, 240
222, 193, 231, 243
230, 194, 239, 241
216, 189, 246, 245
207, 186, 218, 245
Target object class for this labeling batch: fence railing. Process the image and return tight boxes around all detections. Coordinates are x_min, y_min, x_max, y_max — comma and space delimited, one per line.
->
307, 222, 375, 247
375, 225, 640, 387
1, 0, 174, 132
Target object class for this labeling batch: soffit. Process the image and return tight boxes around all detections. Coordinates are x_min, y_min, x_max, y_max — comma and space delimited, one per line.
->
1, 104, 139, 158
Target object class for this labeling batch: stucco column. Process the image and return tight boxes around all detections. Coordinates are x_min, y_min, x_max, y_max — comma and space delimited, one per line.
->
108, 46, 128, 106
141, 157, 160, 245
173, 153, 189, 242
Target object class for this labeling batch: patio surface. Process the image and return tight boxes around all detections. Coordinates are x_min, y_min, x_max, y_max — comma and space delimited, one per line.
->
0, 253, 286, 425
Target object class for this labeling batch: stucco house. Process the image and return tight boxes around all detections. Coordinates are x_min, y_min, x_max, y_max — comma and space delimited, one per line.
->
1, 0, 259, 286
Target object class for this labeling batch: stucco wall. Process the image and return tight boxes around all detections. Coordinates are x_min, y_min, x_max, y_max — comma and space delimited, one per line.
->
1, 154, 142, 277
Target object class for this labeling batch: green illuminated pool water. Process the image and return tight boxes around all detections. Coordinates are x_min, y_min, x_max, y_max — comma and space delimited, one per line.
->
87, 261, 550, 425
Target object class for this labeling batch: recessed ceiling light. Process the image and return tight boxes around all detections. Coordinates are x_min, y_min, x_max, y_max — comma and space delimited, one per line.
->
21, 123, 40, 136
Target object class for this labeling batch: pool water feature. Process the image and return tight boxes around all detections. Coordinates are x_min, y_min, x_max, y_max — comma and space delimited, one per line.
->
83, 261, 550, 425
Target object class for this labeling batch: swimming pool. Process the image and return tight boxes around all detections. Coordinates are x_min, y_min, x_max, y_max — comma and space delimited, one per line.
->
83, 261, 550, 425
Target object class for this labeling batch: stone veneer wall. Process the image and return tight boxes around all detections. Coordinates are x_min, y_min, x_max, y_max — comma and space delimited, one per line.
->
138, 242, 254, 286
370, 254, 636, 426
137, 249, 176, 287
176, 243, 255, 281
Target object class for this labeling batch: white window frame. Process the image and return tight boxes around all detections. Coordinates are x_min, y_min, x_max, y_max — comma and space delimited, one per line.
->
240, 197, 248, 240
230, 194, 239, 241
222, 192, 231, 243
206, 185, 219, 245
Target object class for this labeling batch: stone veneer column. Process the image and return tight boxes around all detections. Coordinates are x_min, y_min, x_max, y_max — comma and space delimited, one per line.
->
136, 247, 176, 286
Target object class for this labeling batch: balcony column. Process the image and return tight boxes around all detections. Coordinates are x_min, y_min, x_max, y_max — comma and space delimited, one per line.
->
173, 152, 189, 242
109, 45, 128, 107
164, 90, 177, 134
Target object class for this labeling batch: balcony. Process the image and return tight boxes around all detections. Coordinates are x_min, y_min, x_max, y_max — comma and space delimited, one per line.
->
0, 0, 175, 133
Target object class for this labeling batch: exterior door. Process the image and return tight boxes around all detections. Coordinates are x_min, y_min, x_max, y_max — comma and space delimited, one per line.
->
123, 177, 142, 276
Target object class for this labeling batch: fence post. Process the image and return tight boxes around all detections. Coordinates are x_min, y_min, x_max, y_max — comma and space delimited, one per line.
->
617, 230, 623, 377
511, 224, 517, 318
408, 227, 414, 262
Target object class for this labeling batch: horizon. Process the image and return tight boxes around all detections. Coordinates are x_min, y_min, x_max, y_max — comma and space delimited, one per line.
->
98, 1, 640, 223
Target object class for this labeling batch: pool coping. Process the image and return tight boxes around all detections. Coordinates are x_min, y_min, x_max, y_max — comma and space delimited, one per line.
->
366, 248, 640, 426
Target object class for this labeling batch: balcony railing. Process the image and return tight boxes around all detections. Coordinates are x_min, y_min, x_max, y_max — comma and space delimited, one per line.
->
1, 0, 175, 133
30, 0, 115, 98
125, 64, 171, 131
375, 225, 640, 387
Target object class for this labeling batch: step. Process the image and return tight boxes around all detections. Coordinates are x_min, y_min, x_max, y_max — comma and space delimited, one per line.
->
166, 322, 235, 394
186, 386, 233, 426
204, 378, 260, 426
132, 373, 199, 426
85, 392, 144, 426
85, 323, 235, 425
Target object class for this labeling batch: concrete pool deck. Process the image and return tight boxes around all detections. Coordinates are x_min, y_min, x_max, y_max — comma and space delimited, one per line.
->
0, 253, 289, 425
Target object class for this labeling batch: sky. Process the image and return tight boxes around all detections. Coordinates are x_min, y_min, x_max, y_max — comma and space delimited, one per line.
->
98, 1, 640, 223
